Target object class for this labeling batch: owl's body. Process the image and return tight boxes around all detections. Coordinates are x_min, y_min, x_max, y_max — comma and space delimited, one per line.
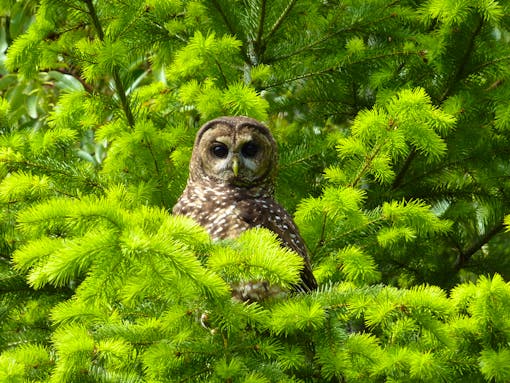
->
173, 116, 317, 300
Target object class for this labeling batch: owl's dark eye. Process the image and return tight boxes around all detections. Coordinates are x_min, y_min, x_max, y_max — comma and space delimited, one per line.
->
211, 143, 229, 158
241, 141, 259, 158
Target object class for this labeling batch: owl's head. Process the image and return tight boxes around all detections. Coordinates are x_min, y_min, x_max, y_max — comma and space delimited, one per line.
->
189, 116, 278, 189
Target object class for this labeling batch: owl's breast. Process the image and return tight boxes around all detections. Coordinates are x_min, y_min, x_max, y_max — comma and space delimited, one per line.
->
203, 204, 250, 240
172, 184, 255, 241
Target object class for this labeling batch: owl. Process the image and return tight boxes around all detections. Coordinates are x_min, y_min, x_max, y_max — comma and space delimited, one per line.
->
173, 116, 317, 300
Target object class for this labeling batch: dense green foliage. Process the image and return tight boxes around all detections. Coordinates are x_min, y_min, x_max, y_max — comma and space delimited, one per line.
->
2, 0, 510, 381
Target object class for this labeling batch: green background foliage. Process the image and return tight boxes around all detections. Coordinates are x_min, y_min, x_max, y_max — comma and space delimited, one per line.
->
1, 0, 510, 381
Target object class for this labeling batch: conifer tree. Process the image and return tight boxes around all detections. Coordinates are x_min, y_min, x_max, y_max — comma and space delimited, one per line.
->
1, 0, 510, 381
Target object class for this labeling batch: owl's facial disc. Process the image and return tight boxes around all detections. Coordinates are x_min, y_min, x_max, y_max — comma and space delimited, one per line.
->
200, 129, 271, 186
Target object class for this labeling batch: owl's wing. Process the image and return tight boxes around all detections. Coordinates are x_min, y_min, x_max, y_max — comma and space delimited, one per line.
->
238, 199, 318, 292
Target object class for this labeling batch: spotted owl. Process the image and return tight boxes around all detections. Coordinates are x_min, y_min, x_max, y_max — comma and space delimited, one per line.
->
173, 116, 317, 300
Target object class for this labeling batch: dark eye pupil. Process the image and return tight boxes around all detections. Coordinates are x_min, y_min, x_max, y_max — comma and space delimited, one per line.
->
211, 143, 229, 158
241, 142, 258, 158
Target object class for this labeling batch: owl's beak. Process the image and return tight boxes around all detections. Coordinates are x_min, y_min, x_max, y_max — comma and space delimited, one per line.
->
232, 157, 239, 177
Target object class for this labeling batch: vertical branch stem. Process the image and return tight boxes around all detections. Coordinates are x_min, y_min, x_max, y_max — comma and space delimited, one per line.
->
254, 0, 267, 60
4, 16, 12, 46
83, 0, 135, 127
111, 70, 135, 128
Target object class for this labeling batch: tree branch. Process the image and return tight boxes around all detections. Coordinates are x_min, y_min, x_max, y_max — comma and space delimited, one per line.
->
266, 13, 397, 64
454, 222, 505, 272
264, 50, 420, 89
392, 149, 417, 190
209, 0, 251, 65
3, 16, 12, 46
265, 0, 297, 42
83, 0, 135, 127
254, 0, 267, 61
350, 141, 386, 188
210, 0, 235, 36
83, 0, 104, 40
439, 16, 483, 102
393, 17, 484, 188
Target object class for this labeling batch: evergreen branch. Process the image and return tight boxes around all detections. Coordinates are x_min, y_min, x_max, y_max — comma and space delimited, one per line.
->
392, 149, 417, 190
265, 0, 297, 42
439, 16, 483, 103
348, 51, 422, 72
210, 0, 236, 36
319, 217, 385, 249
83, 0, 135, 127
254, 0, 267, 61
278, 150, 323, 170
17, 212, 120, 232
394, 18, 483, 188
266, 33, 336, 63
454, 222, 505, 272
266, 13, 399, 63
178, 368, 211, 383
314, 213, 327, 253
62, 2, 88, 14
82, 0, 104, 40
209, 0, 251, 65
350, 142, 385, 188
109, 5, 146, 41
143, 139, 161, 180
392, 154, 480, 192
213, 58, 229, 87
112, 69, 135, 127
264, 51, 420, 89
265, 67, 337, 88
3, 16, 12, 46
387, 258, 422, 277
0, 187, 81, 204
470, 55, 510, 76
0, 159, 104, 191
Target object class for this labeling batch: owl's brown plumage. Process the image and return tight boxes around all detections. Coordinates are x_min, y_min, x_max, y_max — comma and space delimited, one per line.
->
173, 116, 317, 300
